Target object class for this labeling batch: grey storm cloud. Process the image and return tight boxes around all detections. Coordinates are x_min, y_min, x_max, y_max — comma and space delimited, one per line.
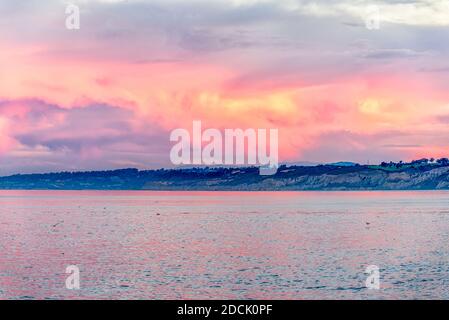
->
0, 99, 172, 174
362, 48, 432, 59
3, 0, 449, 68
16, 103, 161, 149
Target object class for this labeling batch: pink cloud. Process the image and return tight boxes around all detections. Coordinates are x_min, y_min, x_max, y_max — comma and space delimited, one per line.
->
1, 0, 449, 173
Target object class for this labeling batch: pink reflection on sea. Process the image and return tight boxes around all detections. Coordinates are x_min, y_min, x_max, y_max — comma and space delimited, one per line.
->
1, 190, 449, 299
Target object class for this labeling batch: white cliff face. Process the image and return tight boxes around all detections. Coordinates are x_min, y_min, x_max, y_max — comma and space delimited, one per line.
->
207, 166, 449, 190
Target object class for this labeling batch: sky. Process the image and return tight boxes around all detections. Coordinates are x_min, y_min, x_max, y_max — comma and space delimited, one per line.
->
1, 0, 449, 174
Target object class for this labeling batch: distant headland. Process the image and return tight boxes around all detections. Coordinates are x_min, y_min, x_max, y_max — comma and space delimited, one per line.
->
2, 158, 449, 190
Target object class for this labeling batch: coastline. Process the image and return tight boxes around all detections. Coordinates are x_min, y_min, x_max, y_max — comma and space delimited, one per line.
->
2, 162, 449, 191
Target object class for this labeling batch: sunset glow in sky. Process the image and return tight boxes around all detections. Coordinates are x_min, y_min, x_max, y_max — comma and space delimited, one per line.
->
1, 0, 449, 174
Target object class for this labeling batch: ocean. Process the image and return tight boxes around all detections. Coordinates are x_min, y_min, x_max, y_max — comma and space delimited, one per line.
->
0, 190, 448, 299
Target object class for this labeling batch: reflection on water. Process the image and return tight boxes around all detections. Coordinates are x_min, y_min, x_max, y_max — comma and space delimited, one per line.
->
0, 190, 448, 299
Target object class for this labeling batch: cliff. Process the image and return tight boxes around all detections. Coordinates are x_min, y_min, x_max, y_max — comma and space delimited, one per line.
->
2, 163, 449, 190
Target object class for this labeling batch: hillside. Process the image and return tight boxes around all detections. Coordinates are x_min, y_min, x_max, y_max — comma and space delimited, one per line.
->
2, 160, 449, 190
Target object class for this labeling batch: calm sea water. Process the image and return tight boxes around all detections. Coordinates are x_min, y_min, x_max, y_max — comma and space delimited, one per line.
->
0, 190, 448, 300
